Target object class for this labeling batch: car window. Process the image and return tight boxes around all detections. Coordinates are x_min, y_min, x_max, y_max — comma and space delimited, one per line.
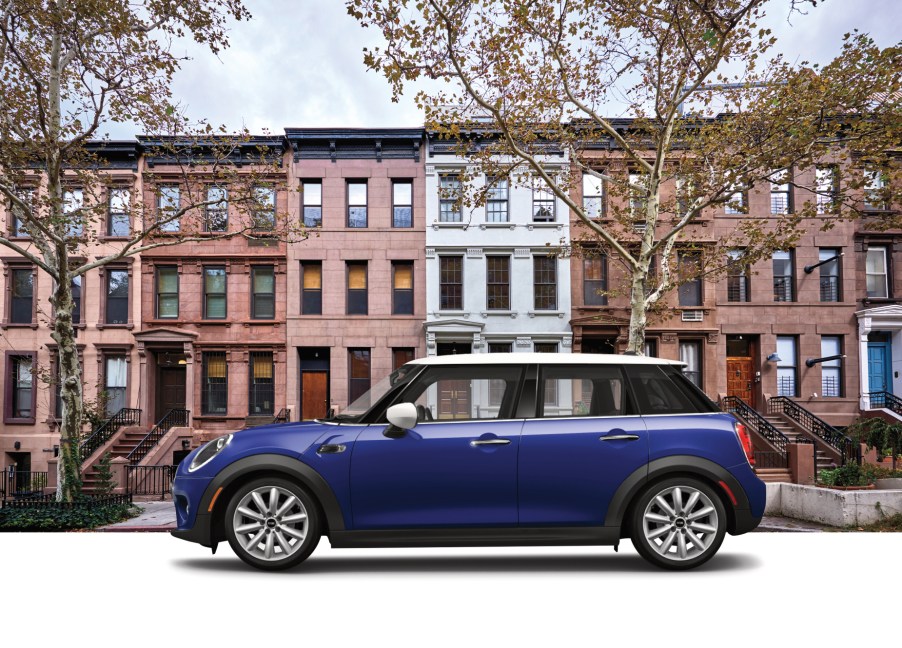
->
395, 365, 525, 421
538, 365, 629, 418
624, 365, 708, 415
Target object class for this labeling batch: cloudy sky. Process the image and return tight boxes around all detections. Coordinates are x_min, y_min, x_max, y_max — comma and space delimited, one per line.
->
108, 0, 899, 137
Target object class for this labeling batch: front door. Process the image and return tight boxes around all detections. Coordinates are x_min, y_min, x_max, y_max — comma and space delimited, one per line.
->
157, 367, 186, 421
301, 371, 329, 420
867, 342, 892, 394
726, 357, 754, 406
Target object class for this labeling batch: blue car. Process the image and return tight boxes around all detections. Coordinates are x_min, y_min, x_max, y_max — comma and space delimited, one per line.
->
172, 353, 765, 570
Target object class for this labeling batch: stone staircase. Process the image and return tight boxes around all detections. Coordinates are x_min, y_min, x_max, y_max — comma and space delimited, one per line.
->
754, 467, 793, 483
760, 413, 837, 473
82, 425, 147, 494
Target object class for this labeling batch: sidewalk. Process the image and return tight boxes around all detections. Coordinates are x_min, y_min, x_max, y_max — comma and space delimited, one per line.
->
97, 504, 834, 533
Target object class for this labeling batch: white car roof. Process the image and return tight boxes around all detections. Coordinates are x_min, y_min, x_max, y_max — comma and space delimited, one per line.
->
407, 352, 685, 366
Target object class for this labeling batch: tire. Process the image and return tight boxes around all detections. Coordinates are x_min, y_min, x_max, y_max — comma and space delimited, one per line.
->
224, 477, 321, 571
629, 477, 727, 570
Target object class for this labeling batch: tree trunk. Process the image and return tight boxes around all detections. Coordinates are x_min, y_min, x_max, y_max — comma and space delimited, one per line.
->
626, 265, 649, 354
51, 264, 83, 502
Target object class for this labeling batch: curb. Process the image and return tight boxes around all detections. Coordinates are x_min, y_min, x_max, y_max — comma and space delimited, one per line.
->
98, 525, 176, 533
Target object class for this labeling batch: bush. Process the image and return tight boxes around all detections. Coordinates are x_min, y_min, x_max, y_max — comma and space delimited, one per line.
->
0, 499, 138, 531
818, 462, 872, 487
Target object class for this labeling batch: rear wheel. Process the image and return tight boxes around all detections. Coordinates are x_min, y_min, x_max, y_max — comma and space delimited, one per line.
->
224, 477, 321, 571
629, 477, 727, 570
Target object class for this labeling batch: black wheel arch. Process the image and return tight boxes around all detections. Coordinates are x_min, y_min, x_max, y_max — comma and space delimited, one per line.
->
198, 453, 346, 546
605, 455, 751, 538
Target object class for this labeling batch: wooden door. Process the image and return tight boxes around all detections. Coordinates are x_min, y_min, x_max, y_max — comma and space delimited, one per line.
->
301, 371, 329, 420
157, 367, 186, 421
438, 380, 471, 419
726, 357, 754, 406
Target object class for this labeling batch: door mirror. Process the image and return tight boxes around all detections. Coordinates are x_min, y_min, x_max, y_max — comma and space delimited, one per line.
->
386, 402, 418, 433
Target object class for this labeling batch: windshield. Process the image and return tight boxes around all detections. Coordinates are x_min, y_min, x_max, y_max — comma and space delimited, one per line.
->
328, 363, 421, 422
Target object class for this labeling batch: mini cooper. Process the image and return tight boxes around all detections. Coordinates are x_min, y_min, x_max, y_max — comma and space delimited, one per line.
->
172, 353, 765, 570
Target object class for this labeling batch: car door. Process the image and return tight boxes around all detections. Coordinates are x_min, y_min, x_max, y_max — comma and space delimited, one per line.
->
349, 364, 525, 529
518, 364, 648, 525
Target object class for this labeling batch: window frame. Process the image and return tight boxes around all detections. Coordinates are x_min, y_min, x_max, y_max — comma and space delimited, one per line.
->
866, 245, 890, 299
772, 250, 795, 302
677, 250, 703, 307
155, 266, 179, 319
583, 254, 608, 306
204, 185, 228, 233
348, 348, 371, 405
107, 187, 131, 237
202, 266, 228, 320
346, 261, 368, 315
252, 184, 276, 231
392, 348, 416, 371
815, 165, 838, 215
486, 175, 510, 223
302, 180, 323, 228
531, 176, 556, 222
8, 187, 34, 239
201, 350, 228, 416
391, 261, 414, 316
157, 184, 181, 233
776, 336, 799, 397
820, 335, 843, 398
300, 261, 323, 315
250, 265, 276, 320
103, 354, 129, 416
679, 339, 703, 388
392, 180, 413, 228
63, 187, 85, 238
346, 180, 368, 228
438, 255, 464, 311
249, 351, 275, 416
104, 267, 130, 326
438, 173, 463, 223
486, 255, 511, 310
726, 249, 750, 303
769, 169, 793, 215
5, 351, 36, 424
723, 184, 748, 215
582, 172, 605, 219
818, 248, 842, 302
533, 256, 558, 310
6, 264, 36, 326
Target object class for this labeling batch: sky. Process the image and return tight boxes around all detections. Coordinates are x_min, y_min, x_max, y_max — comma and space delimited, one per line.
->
105, 0, 901, 138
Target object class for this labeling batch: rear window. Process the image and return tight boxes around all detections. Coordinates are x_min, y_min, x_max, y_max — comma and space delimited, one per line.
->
539, 365, 631, 418
624, 365, 717, 415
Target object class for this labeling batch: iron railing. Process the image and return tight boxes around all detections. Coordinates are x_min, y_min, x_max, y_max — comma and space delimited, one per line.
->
753, 451, 789, 469
819, 275, 840, 302
773, 276, 794, 301
81, 408, 142, 462
868, 391, 902, 416
727, 275, 750, 302
721, 396, 791, 458
768, 396, 857, 464
125, 465, 176, 499
272, 408, 290, 424
0, 493, 131, 510
1, 471, 49, 500
126, 408, 189, 465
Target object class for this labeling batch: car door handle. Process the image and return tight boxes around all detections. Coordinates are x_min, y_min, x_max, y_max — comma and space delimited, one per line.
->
470, 439, 511, 447
599, 434, 641, 442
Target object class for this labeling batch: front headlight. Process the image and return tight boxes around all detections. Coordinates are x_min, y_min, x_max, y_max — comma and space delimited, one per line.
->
188, 434, 233, 473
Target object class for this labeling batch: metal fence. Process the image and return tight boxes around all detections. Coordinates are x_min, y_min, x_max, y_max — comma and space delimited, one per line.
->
0, 471, 49, 500
125, 465, 176, 499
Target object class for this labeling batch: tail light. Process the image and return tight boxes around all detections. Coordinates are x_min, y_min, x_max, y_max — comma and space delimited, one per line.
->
734, 421, 755, 466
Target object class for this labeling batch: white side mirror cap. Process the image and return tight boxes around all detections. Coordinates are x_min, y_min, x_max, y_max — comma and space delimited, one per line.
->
386, 402, 418, 430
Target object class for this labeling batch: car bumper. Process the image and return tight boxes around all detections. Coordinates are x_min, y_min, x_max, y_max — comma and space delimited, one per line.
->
730, 507, 762, 536
171, 512, 214, 548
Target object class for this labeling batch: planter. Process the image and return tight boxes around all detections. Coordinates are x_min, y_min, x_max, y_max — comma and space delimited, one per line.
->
819, 483, 875, 491
875, 478, 902, 490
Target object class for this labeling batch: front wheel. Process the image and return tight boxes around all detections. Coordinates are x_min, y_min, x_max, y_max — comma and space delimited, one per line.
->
629, 477, 727, 570
224, 477, 321, 571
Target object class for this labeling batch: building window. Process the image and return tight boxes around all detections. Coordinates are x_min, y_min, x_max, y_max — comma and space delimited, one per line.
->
392, 261, 414, 315
10, 267, 34, 324
155, 267, 179, 319
9, 188, 33, 238
302, 181, 322, 227
204, 186, 228, 232
201, 351, 228, 415
392, 348, 415, 371
821, 336, 843, 397
534, 342, 559, 406
864, 169, 889, 211
677, 251, 702, 307
645, 339, 658, 357
486, 176, 509, 222
815, 166, 838, 214
104, 355, 127, 415
6, 354, 34, 422
105, 269, 129, 325
253, 185, 275, 231
158, 185, 180, 232
776, 336, 798, 397
108, 188, 131, 236
439, 256, 463, 310
629, 172, 648, 218
676, 176, 694, 216
488, 342, 512, 405
346, 261, 368, 315
583, 172, 604, 218
866, 246, 889, 298
393, 181, 413, 228
818, 248, 841, 302
770, 169, 792, 214
63, 188, 84, 237
203, 267, 227, 319
439, 173, 462, 222
533, 256, 557, 310
301, 262, 322, 315
347, 181, 367, 228
773, 250, 794, 302
249, 351, 274, 416
724, 184, 747, 215
532, 177, 555, 222
348, 349, 371, 404
71, 276, 82, 325
583, 255, 607, 306
726, 250, 750, 303
486, 256, 510, 310
251, 266, 275, 319
679, 340, 702, 388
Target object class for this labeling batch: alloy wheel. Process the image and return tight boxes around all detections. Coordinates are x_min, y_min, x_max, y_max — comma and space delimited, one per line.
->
641, 484, 720, 562
231, 485, 310, 562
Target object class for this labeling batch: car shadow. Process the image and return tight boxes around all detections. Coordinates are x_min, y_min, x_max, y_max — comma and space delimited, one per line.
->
174, 552, 760, 574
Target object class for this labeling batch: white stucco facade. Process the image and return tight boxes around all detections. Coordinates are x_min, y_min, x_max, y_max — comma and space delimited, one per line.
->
423, 136, 572, 356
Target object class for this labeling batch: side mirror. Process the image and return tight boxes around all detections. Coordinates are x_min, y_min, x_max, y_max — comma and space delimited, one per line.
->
385, 402, 418, 438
